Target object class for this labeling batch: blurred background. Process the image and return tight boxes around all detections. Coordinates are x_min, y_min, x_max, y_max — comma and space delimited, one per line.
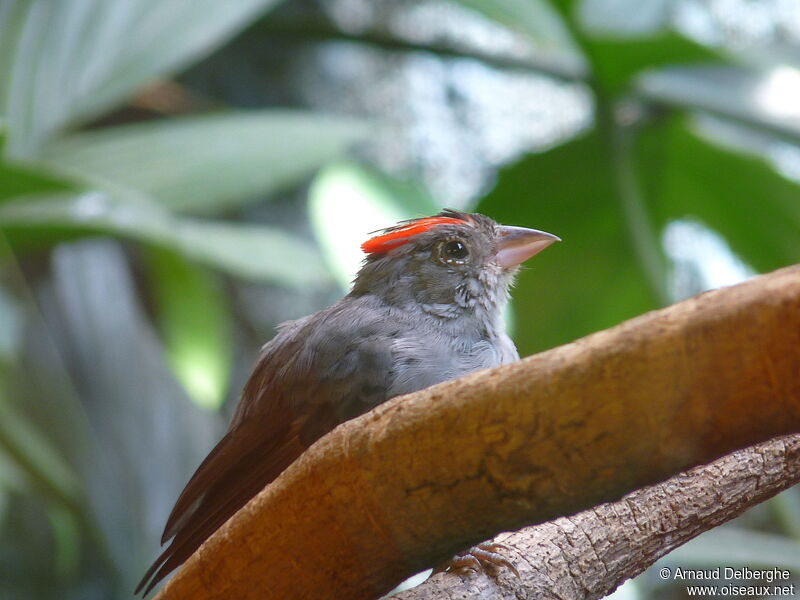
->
1, 0, 800, 598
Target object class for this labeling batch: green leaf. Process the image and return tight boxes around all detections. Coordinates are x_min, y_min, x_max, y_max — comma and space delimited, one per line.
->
2, 0, 284, 156
453, 0, 587, 77
0, 394, 81, 507
549, 0, 717, 88
0, 191, 331, 286
0, 285, 23, 364
40, 111, 370, 214
308, 161, 440, 291
0, 1, 27, 118
0, 133, 77, 201
477, 131, 661, 355
176, 219, 330, 286
0, 158, 75, 202
770, 487, 800, 541
666, 527, 800, 570
40, 239, 221, 587
549, 0, 719, 91
47, 504, 81, 578
146, 248, 232, 410
636, 116, 800, 273
577, 0, 670, 38
636, 65, 800, 144
589, 34, 720, 94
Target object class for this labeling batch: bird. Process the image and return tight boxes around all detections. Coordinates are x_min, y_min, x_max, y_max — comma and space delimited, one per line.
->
136, 209, 559, 595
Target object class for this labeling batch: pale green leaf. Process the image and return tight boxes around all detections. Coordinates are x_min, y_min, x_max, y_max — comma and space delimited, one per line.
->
636, 65, 800, 144
40, 111, 369, 213
0, 131, 78, 201
0, 0, 27, 117
578, 0, 670, 38
2, 0, 284, 156
146, 249, 232, 410
665, 527, 800, 570
0, 285, 23, 363
453, 0, 587, 77
0, 191, 330, 285
634, 117, 800, 274
0, 395, 81, 505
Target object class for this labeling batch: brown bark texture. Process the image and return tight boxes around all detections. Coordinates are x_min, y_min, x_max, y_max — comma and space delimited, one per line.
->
396, 434, 800, 600
155, 265, 800, 600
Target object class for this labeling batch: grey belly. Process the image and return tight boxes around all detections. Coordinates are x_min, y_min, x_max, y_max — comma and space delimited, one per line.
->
388, 335, 517, 398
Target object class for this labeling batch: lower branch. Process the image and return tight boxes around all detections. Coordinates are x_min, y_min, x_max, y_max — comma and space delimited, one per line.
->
397, 434, 800, 599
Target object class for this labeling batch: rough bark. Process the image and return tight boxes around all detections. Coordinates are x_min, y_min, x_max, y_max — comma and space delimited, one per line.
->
396, 435, 800, 600
155, 265, 800, 600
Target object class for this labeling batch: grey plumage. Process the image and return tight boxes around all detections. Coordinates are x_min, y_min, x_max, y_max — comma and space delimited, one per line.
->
136, 210, 558, 595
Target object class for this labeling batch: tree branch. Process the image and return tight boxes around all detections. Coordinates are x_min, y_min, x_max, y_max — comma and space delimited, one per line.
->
155, 265, 800, 600
396, 434, 800, 599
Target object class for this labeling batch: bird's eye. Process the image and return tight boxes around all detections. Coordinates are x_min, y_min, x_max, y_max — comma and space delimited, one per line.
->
435, 239, 470, 265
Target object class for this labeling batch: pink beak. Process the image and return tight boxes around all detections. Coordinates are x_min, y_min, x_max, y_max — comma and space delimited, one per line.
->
495, 225, 560, 269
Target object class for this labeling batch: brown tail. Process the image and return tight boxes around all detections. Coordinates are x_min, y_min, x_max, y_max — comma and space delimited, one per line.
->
135, 417, 306, 596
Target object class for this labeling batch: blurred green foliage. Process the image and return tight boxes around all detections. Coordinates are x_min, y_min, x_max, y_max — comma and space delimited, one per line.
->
1, 0, 799, 598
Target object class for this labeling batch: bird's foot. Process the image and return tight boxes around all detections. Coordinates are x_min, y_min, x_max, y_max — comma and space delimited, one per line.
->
435, 541, 520, 578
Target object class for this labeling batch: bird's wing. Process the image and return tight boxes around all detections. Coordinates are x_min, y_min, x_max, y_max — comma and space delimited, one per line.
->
136, 304, 396, 596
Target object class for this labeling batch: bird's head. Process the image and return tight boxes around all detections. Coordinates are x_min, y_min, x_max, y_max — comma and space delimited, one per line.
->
351, 210, 559, 320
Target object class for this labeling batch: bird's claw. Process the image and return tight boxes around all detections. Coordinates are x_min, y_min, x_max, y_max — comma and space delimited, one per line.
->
436, 541, 520, 578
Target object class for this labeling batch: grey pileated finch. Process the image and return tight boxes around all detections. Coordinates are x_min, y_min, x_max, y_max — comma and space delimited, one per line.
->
136, 210, 559, 595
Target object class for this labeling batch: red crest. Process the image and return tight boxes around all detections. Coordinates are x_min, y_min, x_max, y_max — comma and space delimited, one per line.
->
361, 216, 466, 254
